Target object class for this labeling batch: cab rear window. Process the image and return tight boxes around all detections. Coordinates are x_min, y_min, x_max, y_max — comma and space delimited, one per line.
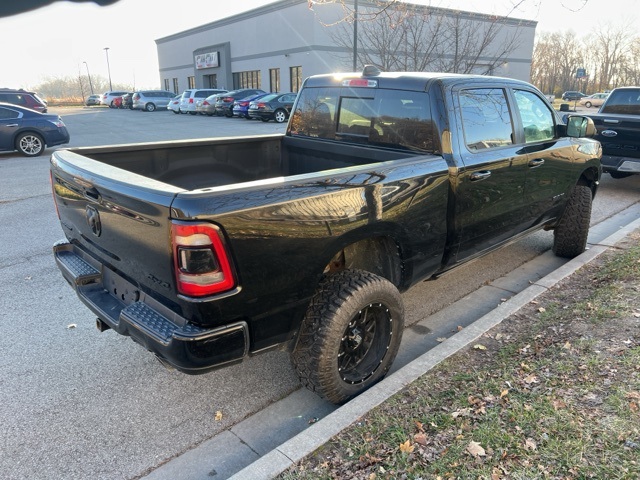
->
289, 87, 437, 153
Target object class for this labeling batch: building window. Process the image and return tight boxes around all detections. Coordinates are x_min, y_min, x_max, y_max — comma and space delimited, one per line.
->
290, 66, 302, 93
269, 68, 280, 93
164, 79, 170, 91
232, 70, 261, 89
187, 76, 195, 89
172, 78, 179, 94
204, 74, 218, 88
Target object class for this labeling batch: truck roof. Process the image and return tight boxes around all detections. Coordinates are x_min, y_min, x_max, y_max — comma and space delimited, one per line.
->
303, 67, 529, 91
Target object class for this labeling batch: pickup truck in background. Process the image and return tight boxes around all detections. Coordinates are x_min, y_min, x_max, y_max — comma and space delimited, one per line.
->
584, 86, 640, 178
51, 67, 601, 404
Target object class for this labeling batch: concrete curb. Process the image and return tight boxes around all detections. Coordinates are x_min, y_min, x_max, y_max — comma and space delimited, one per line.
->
230, 216, 640, 480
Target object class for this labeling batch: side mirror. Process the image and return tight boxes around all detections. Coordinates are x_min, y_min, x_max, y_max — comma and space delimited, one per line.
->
566, 115, 596, 138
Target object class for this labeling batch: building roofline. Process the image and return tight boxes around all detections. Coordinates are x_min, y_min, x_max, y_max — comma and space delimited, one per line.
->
155, 0, 536, 45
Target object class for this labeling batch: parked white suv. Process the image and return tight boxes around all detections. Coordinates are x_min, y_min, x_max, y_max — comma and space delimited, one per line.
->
179, 89, 226, 114
100, 91, 128, 108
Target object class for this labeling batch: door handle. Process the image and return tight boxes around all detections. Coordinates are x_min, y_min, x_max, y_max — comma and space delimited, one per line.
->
5, 124, 19, 127
470, 171, 491, 181
528, 158, 545, 168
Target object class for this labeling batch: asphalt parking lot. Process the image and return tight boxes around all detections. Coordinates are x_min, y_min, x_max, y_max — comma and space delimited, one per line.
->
51, 105, 287, 149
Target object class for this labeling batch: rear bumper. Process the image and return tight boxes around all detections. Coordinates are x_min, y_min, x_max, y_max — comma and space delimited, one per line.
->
53, 241, 249, 373
601, 154, 640, 174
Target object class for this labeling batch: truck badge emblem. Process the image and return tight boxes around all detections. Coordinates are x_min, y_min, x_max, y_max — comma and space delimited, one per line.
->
601, 130, 617, 137
86, 205, 102, 237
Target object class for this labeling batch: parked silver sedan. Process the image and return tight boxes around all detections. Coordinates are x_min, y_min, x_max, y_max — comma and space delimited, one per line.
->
579, 92, 609, 108
132, 90, 176, 112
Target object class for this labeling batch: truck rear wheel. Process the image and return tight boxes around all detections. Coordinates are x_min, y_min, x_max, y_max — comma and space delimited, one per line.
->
553, 185, 592, 258
292, 269, 404, 404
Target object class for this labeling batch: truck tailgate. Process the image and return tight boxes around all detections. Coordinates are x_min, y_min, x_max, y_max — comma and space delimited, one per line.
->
50, 149, 184, 301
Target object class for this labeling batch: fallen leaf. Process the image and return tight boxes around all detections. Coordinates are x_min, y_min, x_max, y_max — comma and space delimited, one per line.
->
399, 439, 414, 454
473, 344, 487, 350
500, 389, 509, 398
67, 324, 77, 329
552, 399, 566, 410
524, 374, 538, 384
626, 391, 640, 400
466, 440, 486, 457
414, 433, 428, 446
538, 307, 546, 313
215, 410, 223, 421
437, 337, 448, 342
457, 326, 464, 331
524, 438, 537, 450
563, 341, 572, 349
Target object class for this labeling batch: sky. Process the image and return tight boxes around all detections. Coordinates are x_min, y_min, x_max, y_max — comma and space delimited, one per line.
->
0, 0, 637, 91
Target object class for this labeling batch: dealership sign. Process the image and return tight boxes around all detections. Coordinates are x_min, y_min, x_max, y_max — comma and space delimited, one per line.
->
195, 52, 219, 70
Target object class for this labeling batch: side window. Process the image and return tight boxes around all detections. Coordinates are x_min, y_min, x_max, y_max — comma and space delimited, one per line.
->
513, 90, 554, 143
460, 88, 513, 151
0, 107, 20, 119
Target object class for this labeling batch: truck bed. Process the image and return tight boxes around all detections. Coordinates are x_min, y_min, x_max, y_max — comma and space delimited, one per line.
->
61, 134, 417, 191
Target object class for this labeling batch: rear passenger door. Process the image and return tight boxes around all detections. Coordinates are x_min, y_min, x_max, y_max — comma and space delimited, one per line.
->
450, 87, 530, 262
0, 106, 22, 151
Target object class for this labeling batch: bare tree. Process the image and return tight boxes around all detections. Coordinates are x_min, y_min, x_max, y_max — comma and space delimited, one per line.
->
324, 1, 524, 74
585, 21, 635, 90
531, 31, 585, 95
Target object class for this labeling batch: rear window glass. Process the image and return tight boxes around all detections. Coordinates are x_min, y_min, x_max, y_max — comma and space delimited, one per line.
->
289, 87, 437, 152
600, 89, 640, 115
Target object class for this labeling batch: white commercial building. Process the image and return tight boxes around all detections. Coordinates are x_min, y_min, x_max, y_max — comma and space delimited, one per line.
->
155, 0, 536, 94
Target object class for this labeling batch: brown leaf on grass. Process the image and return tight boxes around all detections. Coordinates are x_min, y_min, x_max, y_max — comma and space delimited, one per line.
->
500, 389, 509, 398
473, 344, 487, 350
524, 438, 537, 451
466, 440, 486, 457
414, 433, 428, 446
523, 374, 538, 384
399, 439, 414, 454
626, 391, 640, 400
552, 399, 567, 410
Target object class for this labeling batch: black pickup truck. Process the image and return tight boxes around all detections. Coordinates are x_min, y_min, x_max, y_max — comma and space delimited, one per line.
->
584, 86, 640, 178
51, 68, 601, 404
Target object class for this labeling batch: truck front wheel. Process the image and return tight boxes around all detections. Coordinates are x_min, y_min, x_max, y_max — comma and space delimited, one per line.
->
292, 269, 404, 404
552, 185, 592, 258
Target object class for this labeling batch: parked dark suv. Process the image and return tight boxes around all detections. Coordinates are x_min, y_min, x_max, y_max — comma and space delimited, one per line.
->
562, 91, 586, 101
0, 88, 48, 113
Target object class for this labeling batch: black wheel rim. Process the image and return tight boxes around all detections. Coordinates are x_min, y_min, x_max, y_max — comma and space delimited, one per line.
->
338, 302, 392, 384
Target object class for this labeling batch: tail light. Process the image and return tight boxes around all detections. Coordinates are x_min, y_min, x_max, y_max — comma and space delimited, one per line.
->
239, 101, 248, 107
222, 97, 233, 102
171, 221, 236, 297
189, 98, 194, 103
203, 100, 210, 106
257, 102, 266, 108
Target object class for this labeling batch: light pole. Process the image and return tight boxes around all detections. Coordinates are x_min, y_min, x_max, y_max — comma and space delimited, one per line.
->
104, 47, 112, 91
352, 0, 358, 71
83, 61, 94, 94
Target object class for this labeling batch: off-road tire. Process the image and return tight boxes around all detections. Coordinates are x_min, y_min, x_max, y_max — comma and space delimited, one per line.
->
292, 269, 404, 404
553, 185, 592, 258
